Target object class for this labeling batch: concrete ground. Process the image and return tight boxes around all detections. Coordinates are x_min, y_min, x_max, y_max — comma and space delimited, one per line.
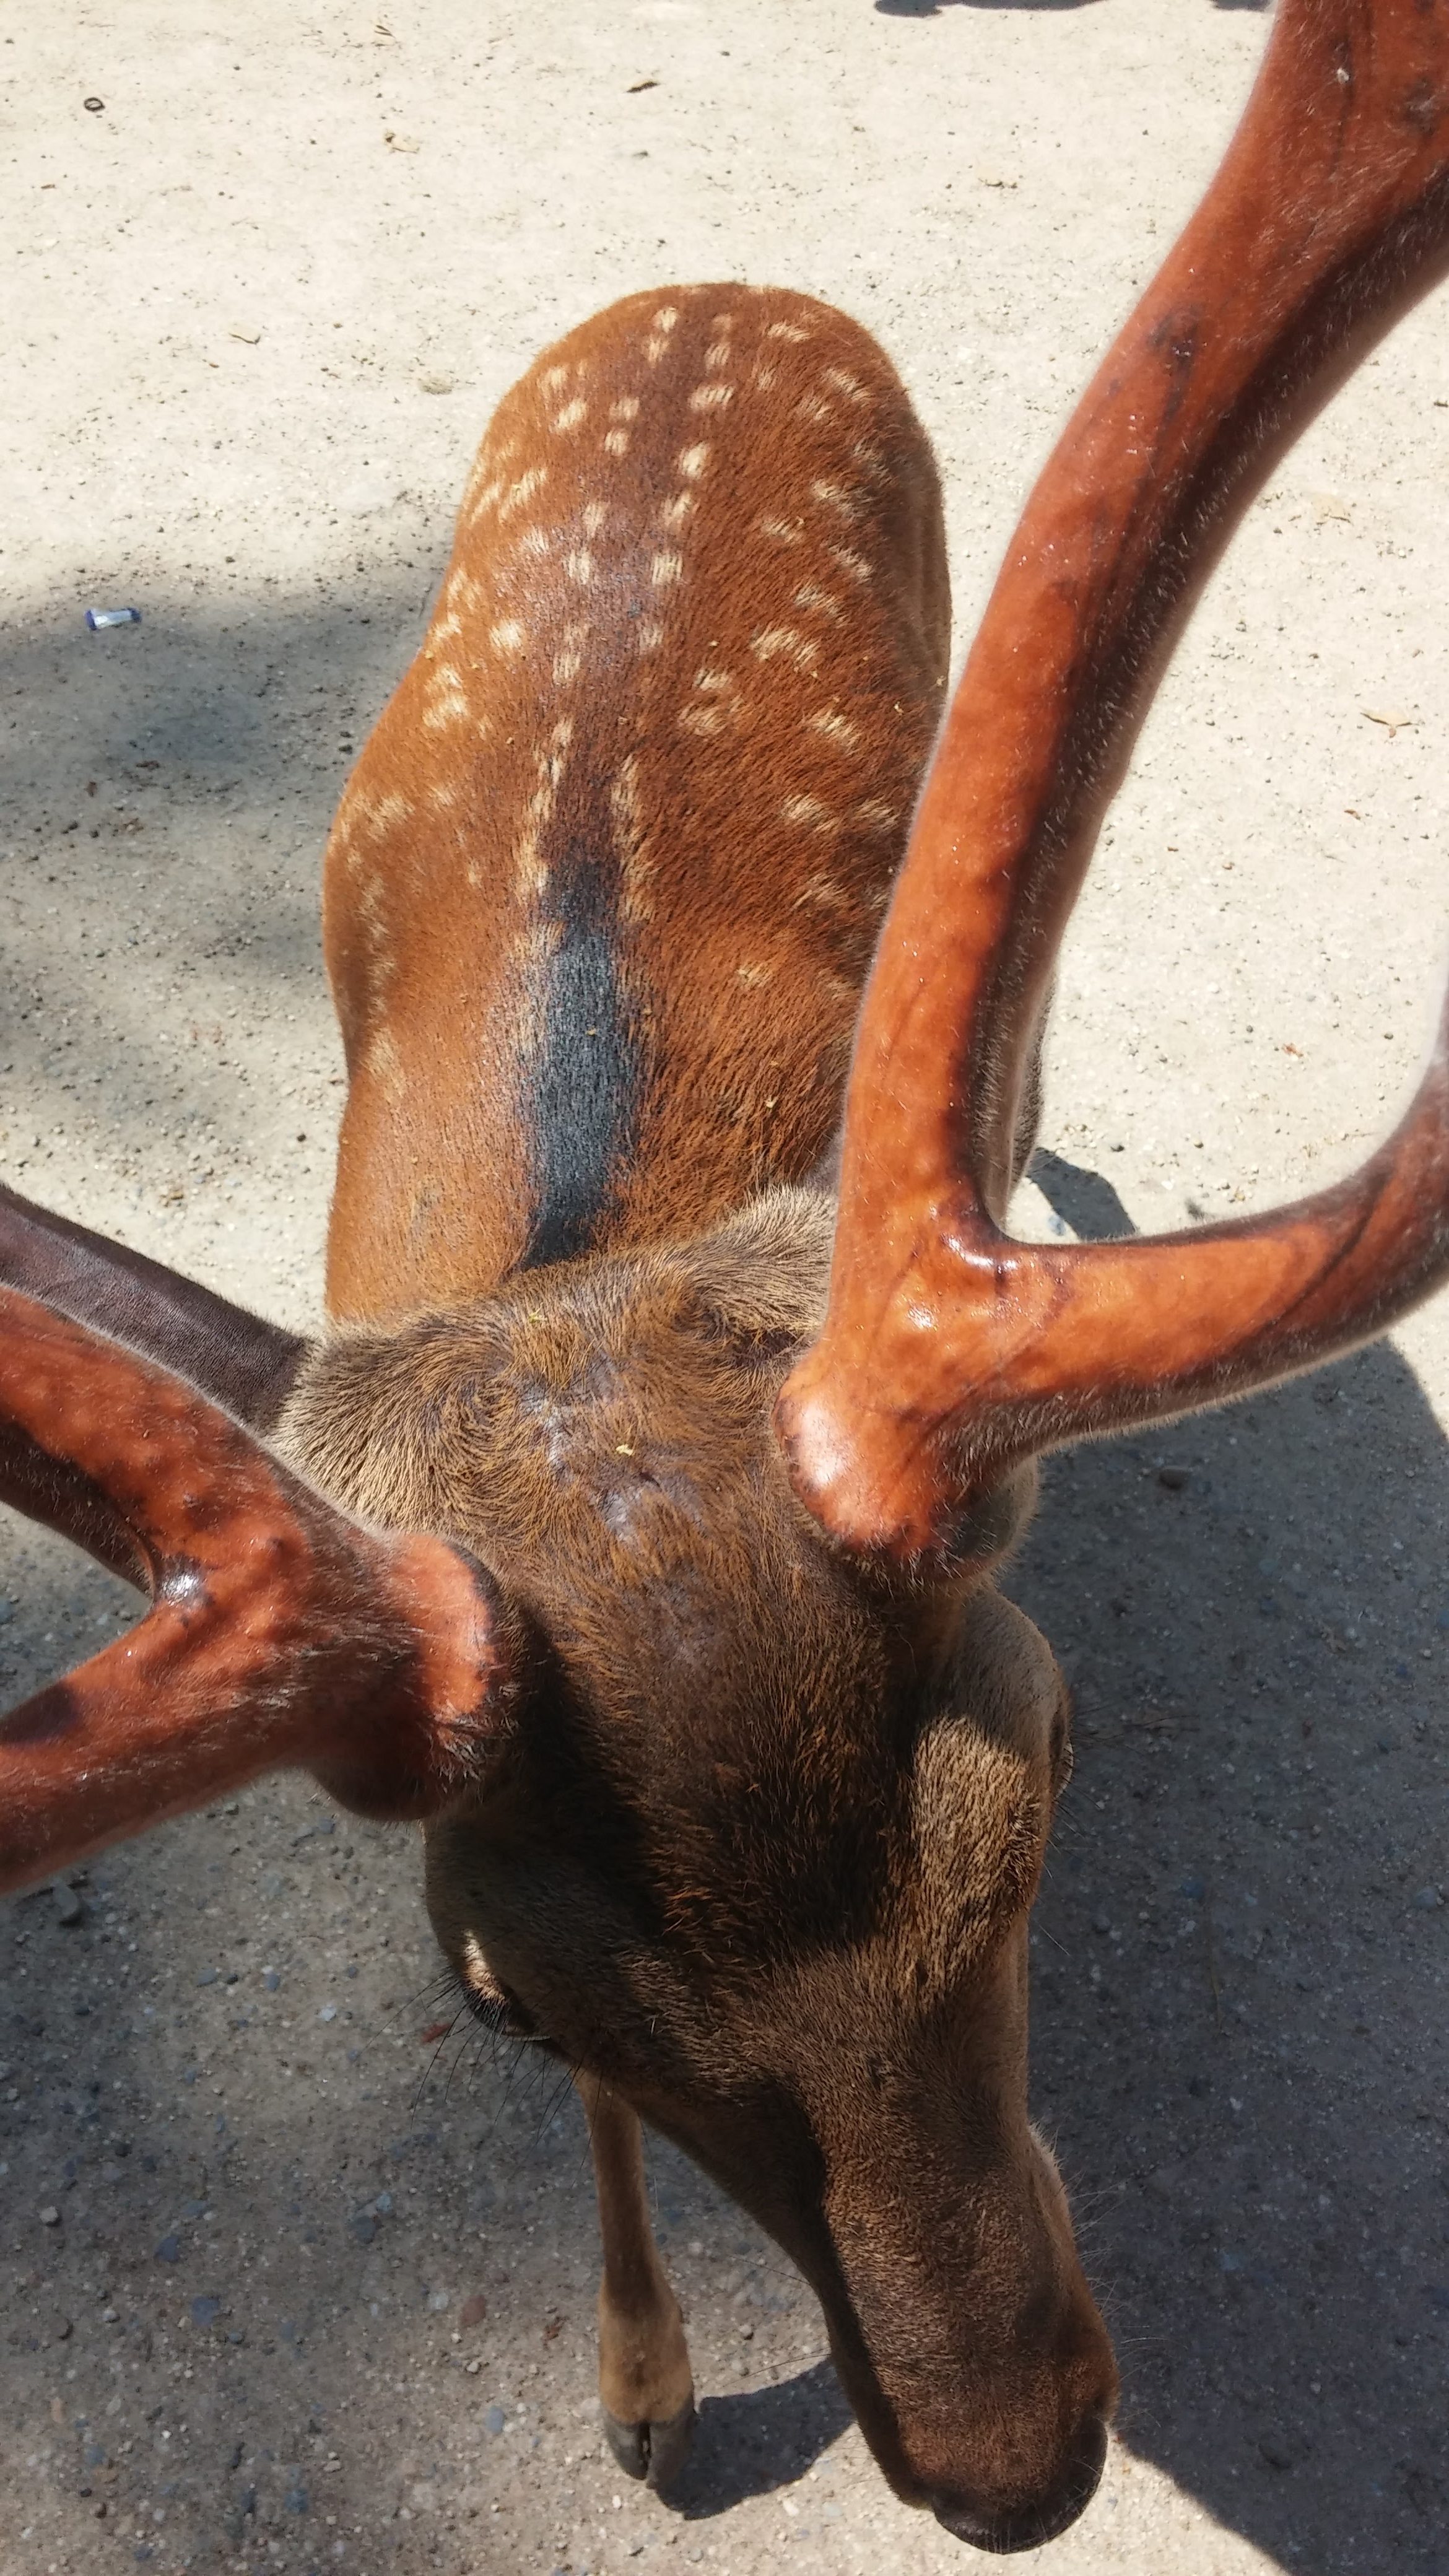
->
2, 1, 1447, 2572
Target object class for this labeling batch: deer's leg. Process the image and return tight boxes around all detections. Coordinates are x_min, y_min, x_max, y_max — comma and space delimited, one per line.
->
578, 2074, 696, 2490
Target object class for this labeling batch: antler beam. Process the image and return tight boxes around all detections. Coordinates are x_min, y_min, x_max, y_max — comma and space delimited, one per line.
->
0, 1289, 515, 1891
780, 0, 1449, 1558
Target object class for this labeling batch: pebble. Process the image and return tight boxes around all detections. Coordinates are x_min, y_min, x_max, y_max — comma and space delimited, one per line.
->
1412, 1886, 1443, 1910
40, 2206, 60, 2227
349, 2213, 376, 2246
154, 2235, 180, 2265
284, 2486, 308, 2515
1259, 2429, 1294, 2471
318, 2004, 337, 2022
485, 2405, 505, 2435
190, 2296, 222, 2328
53, 1883, 84, 1926
459, 2292, 488, 2330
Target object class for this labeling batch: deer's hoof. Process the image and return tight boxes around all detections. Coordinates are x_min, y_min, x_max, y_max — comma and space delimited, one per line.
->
600, 2393, 697, 2491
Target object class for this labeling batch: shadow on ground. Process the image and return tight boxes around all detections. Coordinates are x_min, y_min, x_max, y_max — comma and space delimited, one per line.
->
670, 2360, 855, 2515
3, 580, 440, 1176
1013, 1329, 1449, 2574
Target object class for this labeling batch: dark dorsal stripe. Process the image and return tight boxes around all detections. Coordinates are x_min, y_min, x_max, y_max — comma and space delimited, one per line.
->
520, 833, 640, 1271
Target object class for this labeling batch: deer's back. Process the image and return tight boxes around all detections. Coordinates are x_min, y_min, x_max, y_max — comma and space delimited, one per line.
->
323, 285, 948, 1322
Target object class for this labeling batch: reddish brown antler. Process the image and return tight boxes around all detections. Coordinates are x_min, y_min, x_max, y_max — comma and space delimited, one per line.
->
779, 0, 1449, 1559
0, 1288, 516, 1891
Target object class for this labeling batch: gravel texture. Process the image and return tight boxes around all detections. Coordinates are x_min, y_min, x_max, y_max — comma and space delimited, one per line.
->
3, 3, 1448, 2573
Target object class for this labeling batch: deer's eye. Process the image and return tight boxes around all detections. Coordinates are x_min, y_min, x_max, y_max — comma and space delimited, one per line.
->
463, 1981, 539, 2042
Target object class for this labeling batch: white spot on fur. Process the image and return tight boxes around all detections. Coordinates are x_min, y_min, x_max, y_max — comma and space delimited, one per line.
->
490, 619, 527, 653
751, 625, 818, 668
422, 664, 469, 730
545, 712, 574, 781
554, 648, 582, 685
782, 794, 838, 834
422, 690, 469, 734
795, 393, 833, 426
811, 477, 859, 519
807, 707, 861, 750
514, 833, 548, 903
795, 870, 850, 909
794, 581, 845, 623
653, 305, 681, 333
679, 703, 724, 736
583, 500, 607, 537
565, 550, 595, 586
853, 796, 899, 833
705, 337, 733, 371
659, 491, 695, 533
830, 544, 872, 585
689, 382, 733, 412
759, 511, 804, 546
362, 791, 414, 838
604, 427, 632, 458
612, 754, 654, 922
635, 617, 664, 655
610, 396, 640, 422
736, 960, 774, 987
498, 465, 548, 524
552, 399, 588, 435
365, 1026, 406, 1103
677, 442, 710, 481
824, 367, 868, 404
651, 549, 684, 588
541, 365, 569, 394
519, 526, 551, 559
750, 363, 778, 394
766, 320, 810, 342
694, 668, 733, 692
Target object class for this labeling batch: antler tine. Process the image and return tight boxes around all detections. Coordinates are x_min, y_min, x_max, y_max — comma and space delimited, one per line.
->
0, 1288, 516, 1893
0, 1180, 308, 1434
778, 0, 1449, 1560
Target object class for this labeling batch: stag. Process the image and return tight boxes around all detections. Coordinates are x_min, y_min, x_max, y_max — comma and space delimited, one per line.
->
3, 0, 1448, 2551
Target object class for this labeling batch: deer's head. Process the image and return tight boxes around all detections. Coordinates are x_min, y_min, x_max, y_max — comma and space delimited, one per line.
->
281, 1192, 1108, 2540
5, 0, 1449, 2553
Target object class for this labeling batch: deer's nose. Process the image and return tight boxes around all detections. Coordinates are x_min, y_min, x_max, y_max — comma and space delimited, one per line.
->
928, 2409, 1108, 2554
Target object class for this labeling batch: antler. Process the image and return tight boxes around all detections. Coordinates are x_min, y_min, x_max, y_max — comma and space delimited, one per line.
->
778, 0, 1449, 1559
0, 1287, 516, 1892
0, 1180, 307, 1432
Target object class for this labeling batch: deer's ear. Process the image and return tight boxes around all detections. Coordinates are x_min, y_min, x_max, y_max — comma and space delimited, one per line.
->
0, 1181, 308, 1431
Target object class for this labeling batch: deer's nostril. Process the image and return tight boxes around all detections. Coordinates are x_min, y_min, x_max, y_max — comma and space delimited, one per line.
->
928, 2411, 1108, 2554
